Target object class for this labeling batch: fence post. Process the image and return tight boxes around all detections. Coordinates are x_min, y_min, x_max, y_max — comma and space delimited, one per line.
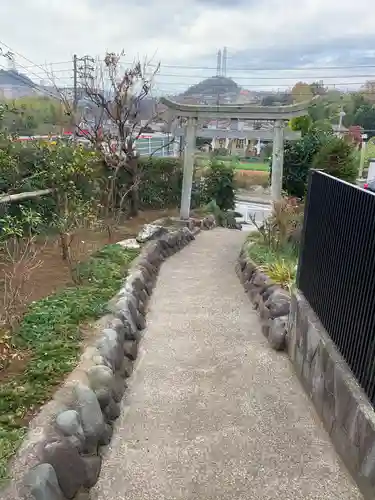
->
296, 169, 314, 288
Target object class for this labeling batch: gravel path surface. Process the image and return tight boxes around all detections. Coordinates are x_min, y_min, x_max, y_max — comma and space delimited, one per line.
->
92, 229, 361, 500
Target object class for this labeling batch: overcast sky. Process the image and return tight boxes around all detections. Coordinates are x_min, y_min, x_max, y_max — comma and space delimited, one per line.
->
1, 0, 375, 94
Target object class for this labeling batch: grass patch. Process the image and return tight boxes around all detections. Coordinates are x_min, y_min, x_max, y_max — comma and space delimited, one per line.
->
0, 244, 139, 484
237, 162, 269, 171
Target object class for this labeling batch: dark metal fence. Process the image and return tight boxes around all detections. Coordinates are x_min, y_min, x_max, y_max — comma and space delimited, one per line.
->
298, 170, 375, 405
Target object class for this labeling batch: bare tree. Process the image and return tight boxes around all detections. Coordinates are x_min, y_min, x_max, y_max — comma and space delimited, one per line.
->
49, 52, 164, 218
0, 236, 45, 332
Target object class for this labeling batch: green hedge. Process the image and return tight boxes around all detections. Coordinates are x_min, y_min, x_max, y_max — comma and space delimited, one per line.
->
138, 157, 183, 209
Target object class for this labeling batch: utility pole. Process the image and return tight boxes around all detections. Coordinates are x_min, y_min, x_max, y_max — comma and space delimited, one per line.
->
73, 54, 78, 143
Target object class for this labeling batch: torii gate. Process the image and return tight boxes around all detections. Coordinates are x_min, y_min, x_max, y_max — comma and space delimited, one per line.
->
160, 97, 311, 220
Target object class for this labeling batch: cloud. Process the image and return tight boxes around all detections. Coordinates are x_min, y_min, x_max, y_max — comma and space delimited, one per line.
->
0, 0, 373, 93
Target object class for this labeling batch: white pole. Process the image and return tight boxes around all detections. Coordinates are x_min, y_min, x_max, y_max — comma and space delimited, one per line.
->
271, 120, 284, 201
180, 117, 197, 220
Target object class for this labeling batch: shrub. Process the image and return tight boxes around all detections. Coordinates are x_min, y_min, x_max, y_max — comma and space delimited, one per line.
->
136, 157, 183, 209
312, 135, 358, 183
201, 160, 235, 211
260, 259, 296, 291
281, 131, 328, 198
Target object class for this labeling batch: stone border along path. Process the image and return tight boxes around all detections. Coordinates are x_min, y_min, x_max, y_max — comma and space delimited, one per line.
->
92, 229, 361, 500
11, 221, 213, 500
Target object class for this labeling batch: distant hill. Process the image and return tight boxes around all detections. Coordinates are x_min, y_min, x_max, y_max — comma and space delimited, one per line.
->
183, 76, 240, 97
0, 69, 35, 88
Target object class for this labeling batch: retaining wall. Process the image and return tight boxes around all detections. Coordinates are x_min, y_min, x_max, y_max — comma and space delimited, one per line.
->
289, 291, 375, 499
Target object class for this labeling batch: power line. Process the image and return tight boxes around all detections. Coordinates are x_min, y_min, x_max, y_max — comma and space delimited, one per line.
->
152, 81, 372, 88
155, 73, 375, 81
137, 62, 375, 72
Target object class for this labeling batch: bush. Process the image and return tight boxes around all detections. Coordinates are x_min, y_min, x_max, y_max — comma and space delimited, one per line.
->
201, 160, 236, 211
281, 131, 328, 198
136, 157, 183, 209
312, 135, 358, 183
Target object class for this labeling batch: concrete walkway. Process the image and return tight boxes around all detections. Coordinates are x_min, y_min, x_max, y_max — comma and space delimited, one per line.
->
92, 229, 361, 500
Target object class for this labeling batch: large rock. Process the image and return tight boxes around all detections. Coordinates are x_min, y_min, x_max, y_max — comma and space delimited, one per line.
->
24, 463, 65, 500
265, 289, 291, 318
103, 399, 121, 422
42, 439, 86, 499
99, 423, 114, 446
107, 317, 126, 343
110, 298, 139, 341
96, 328, 122, 370
142, 240, 163, 266
112, 375, 127, 402
268, 316, 288, 351
95, 387, 112, 410
55, 410, 84, 442
120, 356, 134, 379
116, 238, 140, 249
73, 384, 105, 452
136, 224, 167, 243
123, 270, 146, 296
201, 214, 216, 230
87, 365, 114, 393
82, 455, 102, 488
124, 340, 138, 360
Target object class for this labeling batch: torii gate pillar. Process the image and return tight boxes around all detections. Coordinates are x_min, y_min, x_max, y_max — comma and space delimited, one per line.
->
271, 120, 285, 201
180, 117, 197, 219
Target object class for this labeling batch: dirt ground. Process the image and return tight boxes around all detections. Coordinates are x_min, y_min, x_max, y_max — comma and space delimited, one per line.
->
0, 208, 178, 375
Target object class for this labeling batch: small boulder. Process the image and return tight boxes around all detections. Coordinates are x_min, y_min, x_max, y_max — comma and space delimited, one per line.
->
73, 384, 105, 452
82, 455, 102, 488
95, 387, 112, 410
136, 224, 167, 243
268, 316, 288, 351
99, 423, 114, 446
112, 376, 127, 402
103, 399, 121, 422
120, 356, 134, 379
265, 289, 291, 318
43, 439, 86, 499
55, 410, 84, 441
24, 463, 65, 500
107, 317, 126, 343
124, 340, 138, 360
87, 365, 114, 393
116, 238, 140, 249
96, 328, 122, 370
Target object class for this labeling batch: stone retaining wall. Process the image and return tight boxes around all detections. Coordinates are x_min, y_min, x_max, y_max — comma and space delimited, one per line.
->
235, 243, 291, 351
5, 217, 216, 500
289, 291, 375, 499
